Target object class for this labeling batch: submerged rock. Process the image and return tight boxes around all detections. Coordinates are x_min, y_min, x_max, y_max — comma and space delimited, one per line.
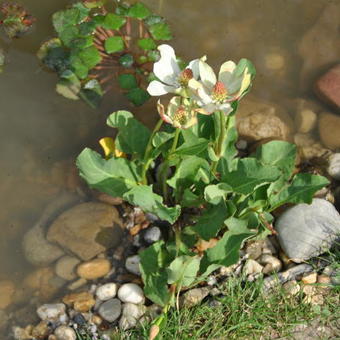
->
22, 192, 83, 266
55, 255, 80, 281
0, 280, 15, 309
47, 202, 124, 261
36, 303, 66, 322
318, 112, 340, 150
236, 96, 294, 142
276, 199, 340, 262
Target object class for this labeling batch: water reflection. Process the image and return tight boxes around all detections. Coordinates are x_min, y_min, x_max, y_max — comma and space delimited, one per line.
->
0, 0, 339, 336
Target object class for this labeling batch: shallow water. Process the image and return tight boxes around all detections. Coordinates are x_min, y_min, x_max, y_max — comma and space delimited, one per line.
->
0, 0, 339, 336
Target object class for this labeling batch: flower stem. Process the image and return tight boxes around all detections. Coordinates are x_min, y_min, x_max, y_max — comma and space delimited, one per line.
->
211, 110, 226, 173
141, 119, 163, 185
162, 128, 181, 200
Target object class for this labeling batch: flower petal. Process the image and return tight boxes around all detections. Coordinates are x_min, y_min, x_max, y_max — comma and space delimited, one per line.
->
200, 103, 217, 114
188, 58, 200, 79
153, 44, 180, 84
147, 80, 176, 96
218, 60, 236, 86
188, 79, 212, 106
157, 99, 172, 124
198, 59, 216, 90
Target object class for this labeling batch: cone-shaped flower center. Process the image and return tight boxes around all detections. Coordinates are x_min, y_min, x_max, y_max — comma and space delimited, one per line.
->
212, 81, 228, 103
173, 106, 188, 126
178, 68, 194, 86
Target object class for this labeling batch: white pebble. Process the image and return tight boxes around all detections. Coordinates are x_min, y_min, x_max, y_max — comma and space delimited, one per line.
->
96, 283, 117, 301
54, 325, 76, 340
328, 153, 340, 180
144, 227, 161, 244
125, 255, 141, 276
37, 303, 66, 321
118, 283, 145, 304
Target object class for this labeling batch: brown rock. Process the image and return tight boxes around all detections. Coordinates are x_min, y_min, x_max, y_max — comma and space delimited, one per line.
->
55, 255, 81, 281
317, 274, 331, 287
283, 280, 300, 296
315, 64, 340, 110
318, 112, 340, 149
294, 133, 329, 160
0, 280, 15, 309
62, 291, 95, 312
47, 202, 124, 261
77, 258, 111, 280
31, 321, 51, 339
236, 96, 294, 142
95, 192, 123, 206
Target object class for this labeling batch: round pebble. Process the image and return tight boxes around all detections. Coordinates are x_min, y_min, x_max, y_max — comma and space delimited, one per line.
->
144, 227, 161, 244
98, 298, 121, 323
55, 256, 80, 281
54, 325, 76, 340
243, 259, 263, 276
96, 283, 117, 301
125, 255, 141, 276
77, 258, 111, 280
118, 283, 145, 304
122, 302, 146, 319
259, 255, 282, 274
328, 153, 340, 180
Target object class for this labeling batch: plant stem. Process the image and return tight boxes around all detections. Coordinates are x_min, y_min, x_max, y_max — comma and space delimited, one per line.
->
211, 110, 226, 173
141, 119, 163, 185
162, 128, 181, 200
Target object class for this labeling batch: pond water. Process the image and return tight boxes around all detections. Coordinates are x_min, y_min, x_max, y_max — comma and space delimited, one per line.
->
0, 0, 339, 337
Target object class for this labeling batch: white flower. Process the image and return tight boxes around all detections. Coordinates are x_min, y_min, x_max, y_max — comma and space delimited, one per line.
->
147, 44, 201, 96
157, 96, 199, 129
188, 58, 254, 115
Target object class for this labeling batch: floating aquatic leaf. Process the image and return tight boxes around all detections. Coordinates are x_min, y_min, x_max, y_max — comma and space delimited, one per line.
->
118, 74, 138, 90
104, 36, 124, 53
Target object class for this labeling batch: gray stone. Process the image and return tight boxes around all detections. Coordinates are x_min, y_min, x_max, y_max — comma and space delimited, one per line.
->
98, 298, 121, 323
125, 255, 141, 276
54, 325, 76, 340
328, 153, 340, 180
119, 303, 146, 330
258, 254, 282, 275
243, 259, 263, 276
276, 199, 340, 262
37, 303, 66, 321
179, 287, 210, 308
144, 227, 161, 244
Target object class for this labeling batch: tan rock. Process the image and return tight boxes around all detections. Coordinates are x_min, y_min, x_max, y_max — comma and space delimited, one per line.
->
318, 112, 340, 150
295, 109, 317, 133
95, 192, 123, 206
294, 133, 329, 160
67, 278, 87, 291
302, 285, 315, 296
317, 274, 331, 287
77, 258, 111, 280
62, 291, 95, 312
0, 280, 15, 309
47, 202, 124, 261
236, 96, 294, 142
243, 259, 263, 276
258, 255, 282, 275
283, 280, 300, 296
245, 240, 264, 260
301, 272, 317, 284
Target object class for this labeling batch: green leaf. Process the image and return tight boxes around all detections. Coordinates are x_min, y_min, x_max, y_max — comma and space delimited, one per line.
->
137, 38, 156, 50
72, 36, 94, 49
224, 217, 250, 234
76, 148, 140, 197
167, 256, 201, 287
255, 141, 296, 180
144, 15, 164, 26
118, 74, 138, 90
52, 9, 83, 33
123, 185, 181, 224
149, 22, 172, 40
222, 158, 281, 195
126, 87, 150, 106
102, 13, 126, 30
140, 241, 171, 306
152, 131, 173, 148
269, 173, 329, 210
107, 110, 151, 156
70, 55, 88, 79
119, 53, 134, 67
128, 2, 151, 19
104, 36, 124, 53
79, 79, 103, 108
200, 231, 253, 275
174, 138, 210, 156
194, 201, 229, 240
204, 183, 232, 205
55, 70, 81, 100
59, 26, 79, 47
78, 46, 101, 68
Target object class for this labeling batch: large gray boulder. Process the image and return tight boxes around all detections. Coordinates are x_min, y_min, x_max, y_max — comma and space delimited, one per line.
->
276, 199, 340, 262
